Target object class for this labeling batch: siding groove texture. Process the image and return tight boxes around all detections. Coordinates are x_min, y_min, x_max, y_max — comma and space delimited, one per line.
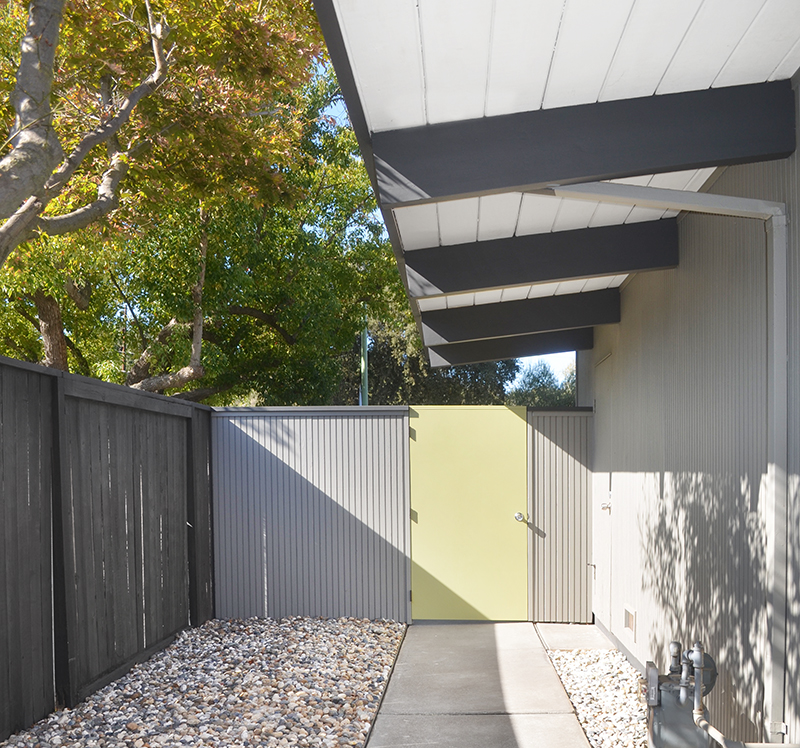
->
212, 408, 410, 622
529, 411, 593, 623
593, 134, 800, 739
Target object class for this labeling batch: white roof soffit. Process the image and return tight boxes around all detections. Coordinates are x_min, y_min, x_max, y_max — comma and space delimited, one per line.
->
313, 0, 800, 365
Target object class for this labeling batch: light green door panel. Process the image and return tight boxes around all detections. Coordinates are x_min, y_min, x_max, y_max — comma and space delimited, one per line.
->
410, 406, 528, 620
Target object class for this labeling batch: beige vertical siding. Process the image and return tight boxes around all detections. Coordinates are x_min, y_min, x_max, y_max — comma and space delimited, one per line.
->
593, 88, 800, 741
212, 407, 410, 622
528, 410, 593, 623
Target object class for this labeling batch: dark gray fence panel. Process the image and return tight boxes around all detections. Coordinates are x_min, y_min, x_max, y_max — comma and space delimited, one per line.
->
59, 392, 190, 704
188, 409, 214, 625
0, 364, 55, 739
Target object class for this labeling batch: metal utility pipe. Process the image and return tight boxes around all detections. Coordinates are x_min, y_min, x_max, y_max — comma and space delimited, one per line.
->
693, 713, 800, 748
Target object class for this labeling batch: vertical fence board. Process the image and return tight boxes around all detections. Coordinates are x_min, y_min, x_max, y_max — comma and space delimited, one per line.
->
0, 365, 54, 739
529, 409, 593, 624
0, 357, 213, 740
212, 407, 410, 622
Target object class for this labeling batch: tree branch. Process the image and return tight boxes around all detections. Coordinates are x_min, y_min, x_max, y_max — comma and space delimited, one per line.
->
228, 304, 297, 345
109, 270, 147, 350
125, 317, 184, 385
0, 5, 170, 265
130, 364, 204, 393
0, 0, 65, 221
64, 276, 91, 310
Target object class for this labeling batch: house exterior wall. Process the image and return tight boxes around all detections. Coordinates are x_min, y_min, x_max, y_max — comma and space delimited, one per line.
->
212, 407, 411, 622
592, 79, 800, 742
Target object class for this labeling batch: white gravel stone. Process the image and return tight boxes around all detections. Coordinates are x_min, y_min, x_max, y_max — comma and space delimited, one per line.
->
2, 617, 405, 748
548, 648, 649, 748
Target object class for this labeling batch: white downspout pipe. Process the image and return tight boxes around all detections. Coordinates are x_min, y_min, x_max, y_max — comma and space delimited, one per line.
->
540, 183, 790, 743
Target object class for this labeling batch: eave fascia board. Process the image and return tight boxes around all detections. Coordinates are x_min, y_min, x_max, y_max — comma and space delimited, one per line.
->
420, 288, 620, 347
405, 219, 678, 298
371, 81, 795, 208
428, 328, 594, 368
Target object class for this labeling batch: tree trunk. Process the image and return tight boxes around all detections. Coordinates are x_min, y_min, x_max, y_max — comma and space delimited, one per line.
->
34, 290, 69, 370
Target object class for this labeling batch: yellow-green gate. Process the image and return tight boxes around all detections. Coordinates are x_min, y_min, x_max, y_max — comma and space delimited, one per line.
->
409, 406, 529, 620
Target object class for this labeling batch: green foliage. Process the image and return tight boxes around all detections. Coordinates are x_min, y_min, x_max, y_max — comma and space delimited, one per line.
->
332, 310, 520, 406
0, 69, 402, 403
505, 360, 576, 408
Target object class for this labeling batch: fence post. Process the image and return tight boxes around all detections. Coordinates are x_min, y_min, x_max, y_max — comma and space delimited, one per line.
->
186, 409, 214, 626
50, 374, 76, 706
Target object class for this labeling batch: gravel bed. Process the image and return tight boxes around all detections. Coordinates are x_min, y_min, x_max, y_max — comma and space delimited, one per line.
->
2, 617, 405, 748
548, 649, 649, 748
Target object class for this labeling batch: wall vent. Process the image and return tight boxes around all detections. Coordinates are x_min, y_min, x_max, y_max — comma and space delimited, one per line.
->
624, 606, 637, 643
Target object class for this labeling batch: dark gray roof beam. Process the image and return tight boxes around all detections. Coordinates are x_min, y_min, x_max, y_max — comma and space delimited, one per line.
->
421, 289, 620, 346
373, 81, 795, 207
406, 219, 678, 298
428, 328, 594, 368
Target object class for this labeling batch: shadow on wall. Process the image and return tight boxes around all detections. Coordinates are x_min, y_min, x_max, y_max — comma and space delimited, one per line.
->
213, 415, 410, 622
640, 470, 767, 739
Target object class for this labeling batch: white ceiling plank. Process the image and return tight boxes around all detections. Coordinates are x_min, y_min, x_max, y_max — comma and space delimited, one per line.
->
714, 0, 800, 88
418, 0, 494, 124
501, 285, 533, 302
478, 193, 523, 241
588, 202, 635, 228
334, 0, 426, 132
474, 289, 505, 306
582, 276, 616, 292
516, 194, 563, 236
657, 0, 768, 94
662, 209, 681, 218
555, 279, 590, 295
485, 0, 565, 116
551, 198, 600, 232
393, 204, 440, 251
647, 170, 699, 190
769, 35, 800, 80
610, 274, 630, 287
607, 174, 653, 186
417, 296, 448, 312
446, 292, 476, 309
683, 167, 716, 192
438, 198, 480, 246
543, 0, 637, 109
600, 0, 705, 102
624, 207, 669, 223
528, 281, 561, 299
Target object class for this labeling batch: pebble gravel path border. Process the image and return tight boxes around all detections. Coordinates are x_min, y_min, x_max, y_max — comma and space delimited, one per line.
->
1, 617, 405, 748
548, 649, 649, 748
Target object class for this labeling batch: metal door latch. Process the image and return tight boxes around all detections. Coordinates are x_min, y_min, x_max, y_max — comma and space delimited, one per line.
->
514, 512, 526, 522
601, 502, 612, 512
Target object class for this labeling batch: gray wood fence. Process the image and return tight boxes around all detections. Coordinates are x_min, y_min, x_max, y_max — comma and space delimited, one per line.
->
0, 356, 213, 741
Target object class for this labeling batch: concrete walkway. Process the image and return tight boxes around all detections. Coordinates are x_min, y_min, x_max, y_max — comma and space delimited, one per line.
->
367, 622, 593, 748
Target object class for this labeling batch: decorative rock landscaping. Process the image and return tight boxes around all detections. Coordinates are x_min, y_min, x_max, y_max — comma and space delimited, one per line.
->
548, 648, 649, 748
1, 617, 405, 748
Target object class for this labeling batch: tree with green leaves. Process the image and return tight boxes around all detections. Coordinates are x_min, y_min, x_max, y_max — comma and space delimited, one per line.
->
505, 360, 576, 408
0, 71, 401, 403
332, 309, 520, 406
0, 0, 322, 264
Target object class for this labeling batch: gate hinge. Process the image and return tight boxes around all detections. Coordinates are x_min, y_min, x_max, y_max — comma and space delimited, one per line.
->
409, 590, 412, 602
769, 722, 788, 735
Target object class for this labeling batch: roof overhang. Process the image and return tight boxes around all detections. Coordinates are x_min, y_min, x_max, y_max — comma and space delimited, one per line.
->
314, 0, 799, 366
